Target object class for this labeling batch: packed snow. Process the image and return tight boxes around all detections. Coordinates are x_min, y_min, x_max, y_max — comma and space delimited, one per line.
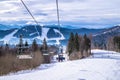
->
0, 49, 120, 80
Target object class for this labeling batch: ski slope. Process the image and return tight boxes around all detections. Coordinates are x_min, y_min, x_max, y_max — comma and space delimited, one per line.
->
0, 49, 120, 80
1, 29, 18, 44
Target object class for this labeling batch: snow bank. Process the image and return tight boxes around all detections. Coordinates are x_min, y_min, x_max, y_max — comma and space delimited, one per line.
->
91, 49, 120, 59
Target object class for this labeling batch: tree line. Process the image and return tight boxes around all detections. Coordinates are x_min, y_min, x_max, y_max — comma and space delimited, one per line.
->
0, 38, 45, 75
67, 32, 91, 59
0, 37, 48, 57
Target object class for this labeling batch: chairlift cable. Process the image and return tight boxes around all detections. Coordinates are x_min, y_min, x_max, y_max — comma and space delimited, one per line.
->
56, 0, 60, 33
20, 0, 62, 44
20, 0, 41, 37
56, 0, 64, 56
56, 0, 62, 47
56, 0, 60, 26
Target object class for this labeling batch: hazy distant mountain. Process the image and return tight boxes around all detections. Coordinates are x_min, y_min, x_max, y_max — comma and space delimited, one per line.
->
0, 24, 22, 30
0, 24, 9, 30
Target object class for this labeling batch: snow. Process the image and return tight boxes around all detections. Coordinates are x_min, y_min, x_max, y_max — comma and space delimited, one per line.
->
17, 55, 33, 59
93, 26, 120, 37
0, 27, 65, 45
36, 28, 65, 44
91, 49, 120, 59
0, 29, 35, 45
48, 29, 65, 44
0, 49, 120, 80
29, 32, 37, 36
1, 29, 18, 44
40, 27, 49, 40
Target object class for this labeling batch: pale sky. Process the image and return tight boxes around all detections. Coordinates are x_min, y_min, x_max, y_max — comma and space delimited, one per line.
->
0, 0, 120, 28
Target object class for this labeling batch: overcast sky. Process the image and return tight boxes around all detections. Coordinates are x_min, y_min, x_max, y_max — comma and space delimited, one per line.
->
0, 0, 120, 28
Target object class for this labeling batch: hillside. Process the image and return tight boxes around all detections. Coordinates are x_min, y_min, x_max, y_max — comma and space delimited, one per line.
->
93, 25, 120, 47
0, 49, 119, 80
0, 24, 103, 45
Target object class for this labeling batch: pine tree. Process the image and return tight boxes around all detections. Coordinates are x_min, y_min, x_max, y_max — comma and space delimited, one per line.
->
67, 32, 75, 55
84, 34, 91, 51
74, 33, 79, 51
25, 41, 29, 47
25, 41, 29, 52
42, 38, 48, 50
83, 34, 91, 56
32, 39, 38, 52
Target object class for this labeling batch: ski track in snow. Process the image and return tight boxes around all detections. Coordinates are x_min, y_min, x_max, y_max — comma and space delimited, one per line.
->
0, 49, 120, 80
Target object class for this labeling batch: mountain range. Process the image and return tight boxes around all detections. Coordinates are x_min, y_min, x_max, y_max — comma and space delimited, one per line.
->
0, 24, 119, 46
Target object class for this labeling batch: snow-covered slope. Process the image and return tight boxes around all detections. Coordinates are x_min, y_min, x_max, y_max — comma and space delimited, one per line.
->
94, 25, 120, 36
0, 50, 120, 80
0, 24, 103, 45
1, 29, 18, 44
93, 25, 120, 47
0, 27, 65, 45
